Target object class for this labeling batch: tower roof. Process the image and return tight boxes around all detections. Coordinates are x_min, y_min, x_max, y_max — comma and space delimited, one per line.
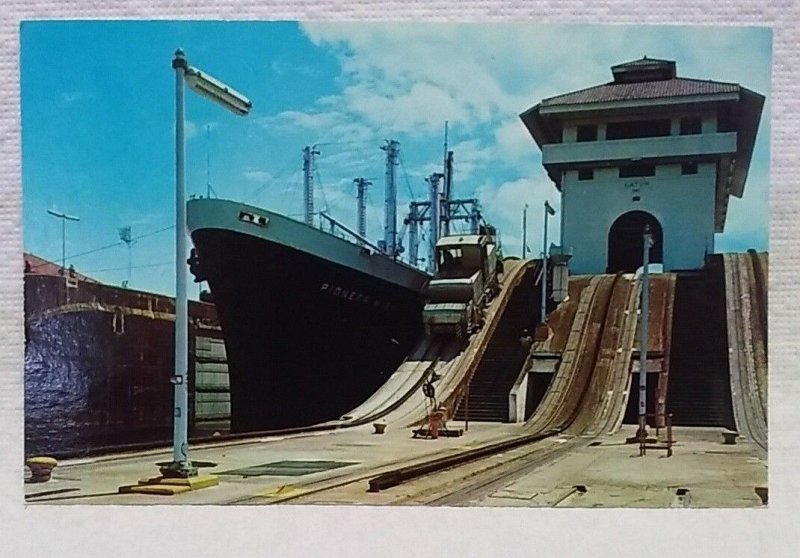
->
539, 76, 739, 107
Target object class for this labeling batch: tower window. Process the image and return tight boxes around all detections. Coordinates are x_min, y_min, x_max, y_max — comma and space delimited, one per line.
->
576, 125, 598, 142
578, 168, 594, 181
680, 116, 702, 135
619, 164, 656, 178
681, 162, 699, 175
607, 119, 671, 140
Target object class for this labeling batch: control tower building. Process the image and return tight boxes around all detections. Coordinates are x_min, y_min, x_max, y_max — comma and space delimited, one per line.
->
520, 57, 764, 274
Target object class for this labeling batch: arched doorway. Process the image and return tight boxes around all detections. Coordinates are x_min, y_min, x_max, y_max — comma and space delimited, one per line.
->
607, 211, 663, 273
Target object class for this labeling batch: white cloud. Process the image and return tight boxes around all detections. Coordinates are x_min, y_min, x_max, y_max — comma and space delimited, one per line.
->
61, 90, 95, 104
269, 60, 320, 79
257, 110, 378, 144
475, 176, 561, 257
243, 169, 273, 182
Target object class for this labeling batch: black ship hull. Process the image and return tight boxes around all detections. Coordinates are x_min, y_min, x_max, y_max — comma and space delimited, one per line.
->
24, 270, 227, 457
189, 202, 428, 432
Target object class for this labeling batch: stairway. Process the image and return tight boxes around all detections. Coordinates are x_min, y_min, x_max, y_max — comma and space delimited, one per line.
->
666, 261, 735, 428
453, 265, 541, 422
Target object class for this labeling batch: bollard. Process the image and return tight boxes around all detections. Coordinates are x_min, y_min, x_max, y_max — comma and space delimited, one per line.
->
26, 457, 58, 483
722, 430, 739, 445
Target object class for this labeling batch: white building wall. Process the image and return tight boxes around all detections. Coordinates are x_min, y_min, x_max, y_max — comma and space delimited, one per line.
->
561, 162, 717, 274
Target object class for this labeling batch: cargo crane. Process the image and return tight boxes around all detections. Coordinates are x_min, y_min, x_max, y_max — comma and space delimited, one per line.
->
423, 229, 501, 337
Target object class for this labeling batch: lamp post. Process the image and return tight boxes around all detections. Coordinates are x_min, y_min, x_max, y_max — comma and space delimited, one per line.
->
636, 224, 654, 441
541, 200, 556, 322
522, 204, 528, 259
168, 49, 251, 477
46, 209, 80, 273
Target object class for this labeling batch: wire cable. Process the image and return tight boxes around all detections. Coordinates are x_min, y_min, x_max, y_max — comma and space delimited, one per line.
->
398, 154, 418, 200
83, 260, 173, 274
29, 225, 174, 269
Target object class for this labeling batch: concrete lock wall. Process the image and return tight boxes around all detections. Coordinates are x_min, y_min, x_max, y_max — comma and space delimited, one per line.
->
561, 161, 717, 274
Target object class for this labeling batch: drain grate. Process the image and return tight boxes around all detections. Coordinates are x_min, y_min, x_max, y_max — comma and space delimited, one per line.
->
219, 460, 358, 478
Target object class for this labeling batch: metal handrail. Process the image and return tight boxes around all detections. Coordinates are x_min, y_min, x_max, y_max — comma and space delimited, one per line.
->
318, 212, 387, 255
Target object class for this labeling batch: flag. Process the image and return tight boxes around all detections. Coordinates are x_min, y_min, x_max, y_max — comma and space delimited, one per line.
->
544, 200, 556, 216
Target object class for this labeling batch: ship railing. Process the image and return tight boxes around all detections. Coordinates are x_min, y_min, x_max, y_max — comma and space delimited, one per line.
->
319, 212, 388, 256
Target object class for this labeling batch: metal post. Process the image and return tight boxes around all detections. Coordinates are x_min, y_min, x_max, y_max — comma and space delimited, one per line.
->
637, 224, 653, 440
427, 173, 442, 274
303, 146, 319, 226
47, 210, 80, 273
465, 382, 469, 432
522, 204, 528, 259
470, 201, 481, 235
61, 218, 66, 272
442, 149, 453, 237
354, 178, 370, 245
408, 203, 419, 267
119, 226, 133, 287
171, 48, 192, 475
541, 201, 555, 322
382, 140, 400, 257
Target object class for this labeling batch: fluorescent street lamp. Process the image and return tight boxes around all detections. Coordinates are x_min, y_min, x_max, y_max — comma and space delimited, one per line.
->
183, 67, 252, 116
167, 49, 251, 478
46, 209, 80, 272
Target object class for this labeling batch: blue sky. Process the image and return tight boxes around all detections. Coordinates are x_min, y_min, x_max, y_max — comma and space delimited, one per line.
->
21, 21, 772, 297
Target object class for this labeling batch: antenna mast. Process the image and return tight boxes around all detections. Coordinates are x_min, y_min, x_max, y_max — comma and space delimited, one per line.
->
303, 145, 320, 226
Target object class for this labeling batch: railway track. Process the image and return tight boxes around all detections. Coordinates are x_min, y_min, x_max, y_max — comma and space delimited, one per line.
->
723, 253, 768, 458
266, 273, 641, 506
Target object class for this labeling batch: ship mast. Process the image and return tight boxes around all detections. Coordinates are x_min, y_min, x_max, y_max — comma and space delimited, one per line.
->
407, 202, 420, 266
354, 177, 371, 246
441, 122, 454, 237
303, 145, 319, 226
381, 139, 400, 257
427, 172, 444, 274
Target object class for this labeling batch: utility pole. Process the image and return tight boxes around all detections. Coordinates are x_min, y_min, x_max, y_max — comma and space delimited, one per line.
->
381, 140, 400, 257
637, 224, 654, 441
354, 178, 371, 245
303, 145, 319, 226
46, 209, 80, 274
522, 204, 528, 259
427, 172, 444, 274
119, 226, 134, 287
